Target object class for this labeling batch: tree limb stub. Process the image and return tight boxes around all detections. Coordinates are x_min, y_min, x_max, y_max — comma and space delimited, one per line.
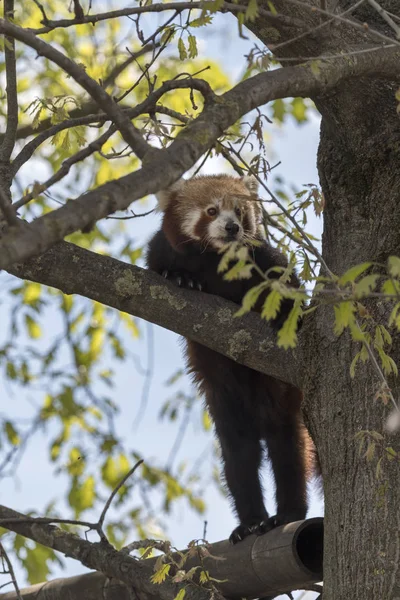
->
0, 30, 398, 270
6, 241, 302, 388
0, 505, 323, 600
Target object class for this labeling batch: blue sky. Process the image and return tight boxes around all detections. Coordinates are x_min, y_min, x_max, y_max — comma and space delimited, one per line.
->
0, 6, 323, 599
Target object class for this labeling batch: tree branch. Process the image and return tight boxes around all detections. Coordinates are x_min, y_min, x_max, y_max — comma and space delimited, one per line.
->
0, 19, 151, 160
0, 505, 183, 600
0, 504, 323, 600
11, 77, 211, 178
30, 2, 299, 34
0, 44, 398, 270
0, 0, 18, 162
6, 241, 303, 388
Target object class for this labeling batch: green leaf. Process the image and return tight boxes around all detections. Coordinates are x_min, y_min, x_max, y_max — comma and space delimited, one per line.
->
291, 98, 307, 123
277, 302, 302, 349
272, 98, 285, 122
236, 282, 268, 316
25, 314, 42, 339
310, 61, 321, 76
69, 475, 95, 515
245, 0, 259, 21
333, 302, 356, 336
261, 290, 282, 321
381, 278, 400, 295
389, 302, 400, 329
386, 446, 397, 460
178, 38, 187, 61
354, 274, 379, 298
187, 34, 198, 58
160, 26, 176, 45
338, 262, 372, 286
189, 15, 213, 27
199, 570, 209, 584
202, 409, 212, 431
224, 260, 253, 281
23, 282, 41, 304
174, 589, 186, 600
151, 563, 171, 584
4, 421, 20, 446
388, 256, 400, 278
350, 352, 360, 378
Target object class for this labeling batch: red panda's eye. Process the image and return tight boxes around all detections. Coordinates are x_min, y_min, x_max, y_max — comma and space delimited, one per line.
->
235, 207, 241, 217
207, 207, 217, 216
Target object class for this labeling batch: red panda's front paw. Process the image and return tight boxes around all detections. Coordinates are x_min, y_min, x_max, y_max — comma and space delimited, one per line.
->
162, 270, 202, 291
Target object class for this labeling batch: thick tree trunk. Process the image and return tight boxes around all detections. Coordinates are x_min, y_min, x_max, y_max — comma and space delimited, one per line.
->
303, 84, 400, 599
246, 2, 400, 598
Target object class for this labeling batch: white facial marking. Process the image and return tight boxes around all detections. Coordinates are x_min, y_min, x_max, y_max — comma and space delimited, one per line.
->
182, 207, 202, 240
208, 209, 243, 246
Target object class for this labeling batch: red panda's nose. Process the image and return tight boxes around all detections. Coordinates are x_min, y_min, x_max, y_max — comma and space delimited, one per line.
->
225, 221, 240, 236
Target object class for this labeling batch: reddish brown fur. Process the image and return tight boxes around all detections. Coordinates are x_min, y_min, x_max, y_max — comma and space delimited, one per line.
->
147, 174, 317, 544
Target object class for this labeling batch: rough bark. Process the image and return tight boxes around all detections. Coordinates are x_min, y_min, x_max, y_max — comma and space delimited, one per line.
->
6, 242, 301, 388
242, 1, 400, 598
0, 512, 323, 600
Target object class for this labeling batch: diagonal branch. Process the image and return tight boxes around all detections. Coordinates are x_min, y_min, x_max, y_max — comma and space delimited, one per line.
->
6, 241, 303, 388
0, 19, 151, 160
0, 504, 182, 600
0, 0, 18, 162
0, 44, 399, 271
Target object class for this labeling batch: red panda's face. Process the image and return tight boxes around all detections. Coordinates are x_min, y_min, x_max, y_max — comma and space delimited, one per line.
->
157, 175, 262, 253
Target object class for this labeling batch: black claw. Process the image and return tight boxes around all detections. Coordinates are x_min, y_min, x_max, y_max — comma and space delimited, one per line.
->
160, 270, 203, 292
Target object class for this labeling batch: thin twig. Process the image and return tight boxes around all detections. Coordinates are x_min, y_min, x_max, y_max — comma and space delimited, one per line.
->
283, 0, 400, 47
271, 0, 367, 53
367, 0, 400, 38
12, 79, 210, 177
30, 2, 298, 35
98, 459, 143, 531
0, 0, 18, 161
14, 124, 117, 210
0, 19, 151, 159
103, 42, 160, 89
0, 542, 23, 600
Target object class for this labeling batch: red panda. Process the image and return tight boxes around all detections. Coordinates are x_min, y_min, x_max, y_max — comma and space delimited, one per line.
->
146, 174, 315, 544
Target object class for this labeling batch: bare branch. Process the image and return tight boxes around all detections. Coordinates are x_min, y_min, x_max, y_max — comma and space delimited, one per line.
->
11, 78, 212, 176
103, 43, 160, 89
30, 2, 299, 35
14, 125, 117, 209
0, 504, 180, 600
6, 241, 303, 388
0, 542, 22, 600
98, 460, 144, 533
367, 0, 400, 38
0, 45, 398, 270
0, 0, 18, 161
0, 19, 151, 159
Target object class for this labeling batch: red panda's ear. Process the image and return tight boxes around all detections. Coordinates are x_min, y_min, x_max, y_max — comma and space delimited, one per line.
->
156, 179, 185, 212
241, 175, 259, 195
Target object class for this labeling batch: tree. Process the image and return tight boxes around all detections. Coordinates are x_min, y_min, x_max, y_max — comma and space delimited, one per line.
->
0, 0, 399, 599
